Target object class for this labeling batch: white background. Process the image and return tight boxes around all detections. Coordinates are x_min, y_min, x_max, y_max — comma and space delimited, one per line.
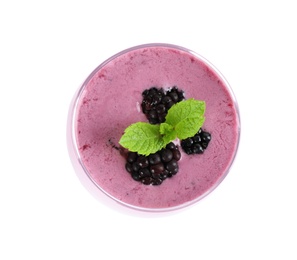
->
1, 0, 296, 259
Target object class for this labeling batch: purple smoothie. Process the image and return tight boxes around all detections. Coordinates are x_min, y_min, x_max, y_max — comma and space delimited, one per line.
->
70, 44, 240, 211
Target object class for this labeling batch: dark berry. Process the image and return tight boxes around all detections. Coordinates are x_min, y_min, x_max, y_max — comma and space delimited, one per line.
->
161, 149, 173, 162
136, 156, 149, 168
165, 159, 178, 173
157, 113, 166, 123
132, 162, 140, 172
172, 87, 184, 101
152, 94, 162, 104
172, 149, 181, 161
166, 142, 176, 150
201, 131, 211, 142
150, 163, 165, 175
152, 178, 163, 186
166, 101, 174, 109
148, 110, 158, 120
183, 147, 192, 155
148, 153, 161, 165
147, 87, 156, 96
142, 97, 152, 111
192, 143, 204, 154
142, 89, 149, 97
161, 96, 172, 104
181, 138, 193, 148
156, 104, 166, 114
149, 117, 159, 124
201, 142, 209, 149
139, 168, 151, 178
168, 91, 179, 102
193, 135, 201, 143
169, 165, 179, 175
131, 171, 141, 181
141, 177, 154, 185
127, 152, 137, 163
160, 171, 169, 180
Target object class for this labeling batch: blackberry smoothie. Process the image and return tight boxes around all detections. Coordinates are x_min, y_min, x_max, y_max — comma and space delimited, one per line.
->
69, 44, 240, 211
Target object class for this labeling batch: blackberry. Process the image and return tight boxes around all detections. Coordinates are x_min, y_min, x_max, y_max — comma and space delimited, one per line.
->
181, 129, 212, 155
141, 86, 184, 124
124, 142, 181, 185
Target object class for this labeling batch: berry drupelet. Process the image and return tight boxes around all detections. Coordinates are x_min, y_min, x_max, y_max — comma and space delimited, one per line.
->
141, 87, 184, 124
181, 128, 211, 155
124, 142, 181, 185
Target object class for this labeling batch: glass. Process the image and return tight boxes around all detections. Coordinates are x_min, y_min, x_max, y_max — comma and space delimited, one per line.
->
67, 43, 241, 213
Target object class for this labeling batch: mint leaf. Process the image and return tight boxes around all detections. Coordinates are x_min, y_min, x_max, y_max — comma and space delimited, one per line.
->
165, 99, 205, 140
119, 122, 164, 155
160, 122, 177, 144
175, 116, 205, 139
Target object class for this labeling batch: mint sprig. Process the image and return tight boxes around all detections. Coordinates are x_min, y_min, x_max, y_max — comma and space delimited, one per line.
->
119, 99, 206, 155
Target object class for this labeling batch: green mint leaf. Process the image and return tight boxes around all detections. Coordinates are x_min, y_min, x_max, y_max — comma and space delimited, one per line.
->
160, 122, 177, 144
119, 122, 164, 156
165, 99, 205, 140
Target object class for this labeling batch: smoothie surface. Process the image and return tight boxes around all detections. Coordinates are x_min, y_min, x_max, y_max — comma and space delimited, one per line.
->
74, 44, 240, 210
